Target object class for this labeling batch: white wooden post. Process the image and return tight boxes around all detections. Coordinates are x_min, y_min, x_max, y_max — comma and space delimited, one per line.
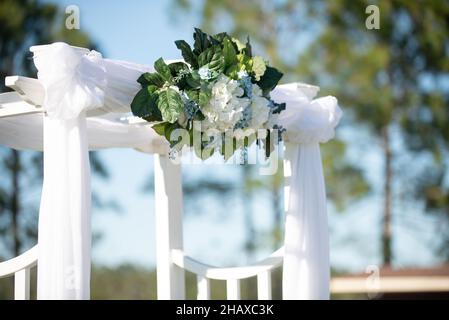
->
14, 268, 30, 300
257, 270, 272, 300
197, 275, 211, 300
226, 279, 241, 300
154, 154, 185, 299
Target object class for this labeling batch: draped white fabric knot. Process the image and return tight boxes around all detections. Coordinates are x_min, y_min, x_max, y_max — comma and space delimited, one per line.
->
273, 83, 342, 300
274, 83, 342, 144
32, 42, 106, 120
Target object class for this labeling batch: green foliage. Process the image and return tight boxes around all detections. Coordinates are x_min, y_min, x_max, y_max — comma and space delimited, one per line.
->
131, 28, 285, 160
154, 58, 173, 83
130, 86, 162, 121
137, 72, 165, 88
175, 40, 198, 68
157, 88, 183, 123
193, 27, 212, 55
257, 66, 283, 95
222, 37, 238, 67
197, 45, 225, 75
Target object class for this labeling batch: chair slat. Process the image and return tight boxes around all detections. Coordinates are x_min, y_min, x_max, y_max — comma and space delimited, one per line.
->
226, 279, 241, 300
257, 270, 272, 300
197, 275, 211, 300
14, 268, 30, 300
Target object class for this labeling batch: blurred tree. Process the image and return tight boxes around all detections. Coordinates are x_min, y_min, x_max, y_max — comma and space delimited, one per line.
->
296, 0, 449, 265
173, 0, 449, 265
0, 0, 111, 258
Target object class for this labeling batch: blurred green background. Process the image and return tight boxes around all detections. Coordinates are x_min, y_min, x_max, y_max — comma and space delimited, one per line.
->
0, 0, 448, 299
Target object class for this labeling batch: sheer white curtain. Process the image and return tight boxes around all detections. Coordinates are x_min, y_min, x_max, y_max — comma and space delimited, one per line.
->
37, 115, 91, 299
275, 87, 342, 300
30, 42, 156, 299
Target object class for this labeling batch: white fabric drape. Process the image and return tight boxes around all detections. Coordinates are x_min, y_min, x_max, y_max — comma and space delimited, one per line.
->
0, 42, 342, 300
30, 42, 153, 299
32, 43, 97, 299
38, 115, 91, 299
274, 85, 342, 300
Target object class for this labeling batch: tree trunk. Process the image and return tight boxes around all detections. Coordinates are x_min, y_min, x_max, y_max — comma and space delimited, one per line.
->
381, 126, 393, 266
10, 149, 22, 256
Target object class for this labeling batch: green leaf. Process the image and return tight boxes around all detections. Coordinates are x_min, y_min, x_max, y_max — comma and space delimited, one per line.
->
193, 110, 205, 121
199, 90, 211, 107
193, 28, 211, 55
185, 71, 201, 89
225, 64, 240, 79
168, 61, 189, 77
174, 40, 198, 68
223, 37, 237, 68
198, 46, 225, 74
186, 89, 200, 102
137, 72, 165, 88
130, 86, 162, 121
154, 58, 173, 82
164, 122, 183, 144
152, 122, 168, 136
264, 129, 277, 158
244, 36, 252, 57
272, 102, 286, 114
212, 32, 228, 43
157, 88, 183, 123
168, 62, 190, 90
256, 66, 283, 94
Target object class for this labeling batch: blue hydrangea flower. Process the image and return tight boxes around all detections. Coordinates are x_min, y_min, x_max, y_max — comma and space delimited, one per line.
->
239, 75, 253, 99
184, 100, 200, 119
234, 106, 252, 129
198, 66, 212, 80
237, 70, 248, 79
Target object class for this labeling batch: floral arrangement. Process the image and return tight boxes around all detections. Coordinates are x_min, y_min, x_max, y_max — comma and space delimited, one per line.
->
131, 28, 285, 160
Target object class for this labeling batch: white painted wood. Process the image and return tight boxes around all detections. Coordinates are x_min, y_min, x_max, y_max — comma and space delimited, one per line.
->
0, 92, 24, 104
155, 154, 185, 299
257, 270, 272, 300
14, 268, 30, 300
5, 76, 45, 107
30, 44, 89, 55
171, 248, 283, 280
0, 92, 43, 119
226, 279, 241, 300
196, 275, 211, 300
0, 245, 38, 278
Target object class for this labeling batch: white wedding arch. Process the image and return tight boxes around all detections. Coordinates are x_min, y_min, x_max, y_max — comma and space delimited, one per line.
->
0, 43, 341, 300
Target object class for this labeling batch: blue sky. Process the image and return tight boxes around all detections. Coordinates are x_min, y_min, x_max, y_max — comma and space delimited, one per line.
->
34, 0, 445, 272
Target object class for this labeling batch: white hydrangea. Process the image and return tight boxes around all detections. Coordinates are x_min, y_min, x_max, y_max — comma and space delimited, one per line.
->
249, 84, 270, 129
202, 75, 250, 131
